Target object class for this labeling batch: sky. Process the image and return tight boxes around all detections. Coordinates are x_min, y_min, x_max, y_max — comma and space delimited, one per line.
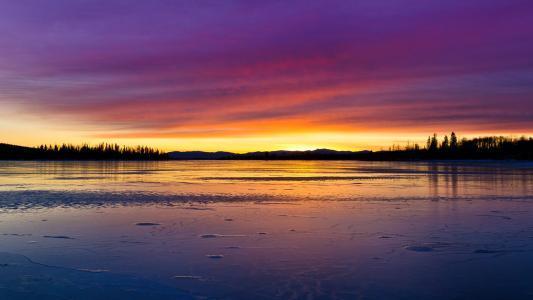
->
0, 0, 532, 152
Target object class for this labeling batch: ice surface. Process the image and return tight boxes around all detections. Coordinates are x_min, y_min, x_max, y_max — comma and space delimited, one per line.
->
0, 161, 531, 299
404, 245, 434, 252
42, 235, 75, 239
173, 275, 203, 280
135, 222, 160, 226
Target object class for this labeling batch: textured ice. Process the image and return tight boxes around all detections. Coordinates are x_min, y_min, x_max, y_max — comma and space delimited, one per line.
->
404, 245, 434, 252
200, 234, 246, 238
2, 233, 31, 237
0, 252, 191, 299
173, 275, 202, 280
42, 235, 75, 239
199, 234, 218, 238
77, 268, 110, 273
135, 222, 161, 226
473, 249, 503, 254
0, 161, 531, 299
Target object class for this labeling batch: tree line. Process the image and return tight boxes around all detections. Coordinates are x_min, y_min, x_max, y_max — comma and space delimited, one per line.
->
1, 133, 531, 160
0, 143, 167, 160
383, 132, 532, 160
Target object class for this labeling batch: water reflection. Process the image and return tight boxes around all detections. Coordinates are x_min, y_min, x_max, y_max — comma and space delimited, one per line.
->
0, 161, 532, 299
0, 160, 531, 201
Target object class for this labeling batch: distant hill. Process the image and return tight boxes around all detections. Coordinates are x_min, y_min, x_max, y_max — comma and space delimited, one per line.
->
0, 143, 40, 159
167, 151, 234, 160
0, 143, 34, 152
166, 136, 533, 161
167, 149, 372, 160
230, 149, 372, 160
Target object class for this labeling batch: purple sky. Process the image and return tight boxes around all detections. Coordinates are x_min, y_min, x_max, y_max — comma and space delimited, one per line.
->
0, 0, 532, 150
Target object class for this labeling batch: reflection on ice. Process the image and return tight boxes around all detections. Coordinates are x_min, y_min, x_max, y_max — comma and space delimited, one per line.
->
0, 161, 532, 299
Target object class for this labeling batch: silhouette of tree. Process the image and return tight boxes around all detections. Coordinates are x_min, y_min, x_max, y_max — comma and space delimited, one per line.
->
450, 132, 458, 152
441, 135, 449, 151
429, 134, 438, 152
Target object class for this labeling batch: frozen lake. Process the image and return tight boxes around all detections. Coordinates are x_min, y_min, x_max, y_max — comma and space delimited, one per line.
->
0, 160, 532, 299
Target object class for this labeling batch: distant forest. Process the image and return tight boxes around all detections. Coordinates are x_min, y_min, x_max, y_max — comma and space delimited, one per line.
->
0, 133, 532, 160
373, 132, 532, 160
0, 143, 167, 160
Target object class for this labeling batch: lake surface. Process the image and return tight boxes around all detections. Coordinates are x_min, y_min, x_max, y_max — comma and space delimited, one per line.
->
0, 160, 532, 299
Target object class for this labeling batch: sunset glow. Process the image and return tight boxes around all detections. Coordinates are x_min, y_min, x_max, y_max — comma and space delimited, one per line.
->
1, 1, 532, 151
